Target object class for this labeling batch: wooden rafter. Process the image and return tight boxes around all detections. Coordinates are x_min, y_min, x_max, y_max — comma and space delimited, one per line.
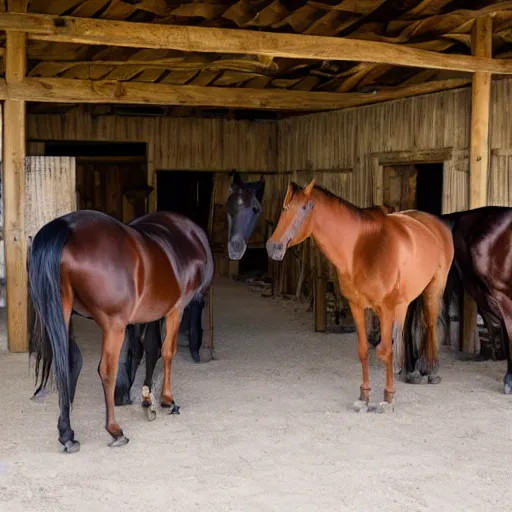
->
0, 77, 471, 110
0, 13, 511, 74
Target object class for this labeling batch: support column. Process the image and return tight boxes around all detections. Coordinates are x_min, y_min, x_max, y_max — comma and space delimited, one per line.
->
4, 2, 28, 351
463, 16, 492, 354
469, 15, 492, 209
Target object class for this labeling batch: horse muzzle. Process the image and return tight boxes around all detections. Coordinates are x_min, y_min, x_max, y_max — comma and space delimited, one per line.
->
266, 240, 287, 261
228, 235, 247, 261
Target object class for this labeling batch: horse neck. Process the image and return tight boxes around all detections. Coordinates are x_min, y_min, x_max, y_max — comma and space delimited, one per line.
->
310, 191, 367, 270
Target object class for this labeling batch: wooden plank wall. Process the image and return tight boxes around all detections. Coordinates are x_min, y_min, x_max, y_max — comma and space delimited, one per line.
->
27, 111, 278, 172
278, 85, 473, 212
278, 78, 512, 211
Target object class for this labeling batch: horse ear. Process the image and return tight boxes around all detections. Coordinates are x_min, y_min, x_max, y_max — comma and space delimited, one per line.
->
303, 179, 316, 198
283, 182, 294, 206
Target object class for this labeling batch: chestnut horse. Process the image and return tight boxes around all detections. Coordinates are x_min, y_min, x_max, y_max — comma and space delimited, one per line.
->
266, 180, 454, 411
28, 210, 213, 452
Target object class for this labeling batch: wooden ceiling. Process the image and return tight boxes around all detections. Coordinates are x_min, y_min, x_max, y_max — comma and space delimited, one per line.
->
2, 0, 512, 117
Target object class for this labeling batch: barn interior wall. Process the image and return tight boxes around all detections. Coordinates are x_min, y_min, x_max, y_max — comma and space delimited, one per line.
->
277, 77, 512, 212
27, 110, 278, 172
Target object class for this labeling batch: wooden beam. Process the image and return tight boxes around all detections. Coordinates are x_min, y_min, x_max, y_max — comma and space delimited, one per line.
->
0, 77, 471, 111
0, 13, 509, 74
469, 16, 492, 209
4, 3, 28, 352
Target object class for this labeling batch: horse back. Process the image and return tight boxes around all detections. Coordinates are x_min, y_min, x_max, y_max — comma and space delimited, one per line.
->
456, 207, 512, 293
394, 209, 454, 263
129, 211, 213, 308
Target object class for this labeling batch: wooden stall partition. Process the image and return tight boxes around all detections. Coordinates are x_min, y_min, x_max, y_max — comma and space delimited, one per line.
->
25, 156, 77, 239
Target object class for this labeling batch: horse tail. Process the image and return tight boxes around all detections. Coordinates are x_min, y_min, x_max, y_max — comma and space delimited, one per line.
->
401, 295, 427, 374
28, 217, 72, 409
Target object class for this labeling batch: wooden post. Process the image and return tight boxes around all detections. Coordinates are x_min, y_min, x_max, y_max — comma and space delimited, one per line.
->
463, 16, 492, 354
3, 19, 27, 352
469, 15, 492, 210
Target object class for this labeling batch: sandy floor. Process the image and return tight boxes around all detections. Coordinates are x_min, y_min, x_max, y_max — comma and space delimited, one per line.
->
1, 278, 512, 511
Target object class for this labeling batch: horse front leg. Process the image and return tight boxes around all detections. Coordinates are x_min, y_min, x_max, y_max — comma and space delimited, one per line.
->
348, 302, 371, 412
372, 302, 408, 413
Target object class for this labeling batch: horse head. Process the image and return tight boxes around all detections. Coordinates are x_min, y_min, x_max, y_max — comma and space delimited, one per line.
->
266, 179, 316, 262
226, 171, 265, 260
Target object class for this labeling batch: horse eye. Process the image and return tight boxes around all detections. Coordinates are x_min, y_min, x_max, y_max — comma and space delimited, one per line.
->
302, 205, 307, 210
252, 206, 259, 214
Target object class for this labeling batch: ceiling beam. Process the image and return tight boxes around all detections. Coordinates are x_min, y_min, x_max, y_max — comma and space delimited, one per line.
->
0, 12, 509, 74
0, 77, 471, 111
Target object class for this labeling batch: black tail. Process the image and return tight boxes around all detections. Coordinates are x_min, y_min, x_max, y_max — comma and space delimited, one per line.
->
403, 295, 427, 374
28, 218, 72, 409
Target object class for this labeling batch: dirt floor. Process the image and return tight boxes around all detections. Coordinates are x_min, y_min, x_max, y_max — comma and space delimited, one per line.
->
1, 278, 512, 511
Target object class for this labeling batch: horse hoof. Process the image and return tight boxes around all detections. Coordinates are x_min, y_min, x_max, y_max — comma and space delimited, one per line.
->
64, 440, 80, 454
168, 403, 180, 415
146, 407, 157, 422
161, 401, 180, 414
109, 435, 129, 448
503, 375, 512, 394
350, 400, 368, 413
404, 370, 426, 385
427, 374, 442, 385
367, 401, 394, 414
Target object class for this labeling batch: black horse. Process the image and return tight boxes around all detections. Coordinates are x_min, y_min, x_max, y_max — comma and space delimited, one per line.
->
367, 207, 512, 395
226, 171, 265, 260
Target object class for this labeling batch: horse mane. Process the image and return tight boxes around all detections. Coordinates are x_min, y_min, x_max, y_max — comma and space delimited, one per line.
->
292, 182, 365, 220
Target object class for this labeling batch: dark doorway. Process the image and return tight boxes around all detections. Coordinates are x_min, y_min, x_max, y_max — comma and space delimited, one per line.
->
238, 248, 268, 276
156, 171, 213, 232
44, 141, 148, 222
415, 163, 444, 215
382, 162, 443, 215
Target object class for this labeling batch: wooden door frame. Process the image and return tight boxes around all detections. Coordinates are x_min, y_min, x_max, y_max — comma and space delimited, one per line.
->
372, 148, 453, 208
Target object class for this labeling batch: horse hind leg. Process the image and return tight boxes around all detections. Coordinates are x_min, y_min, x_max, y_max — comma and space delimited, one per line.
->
160, 309, 183, 414
492, 293, 512, 394
415, 274, 445, 385
98, 323, 130, 447
141, 320, 162, 421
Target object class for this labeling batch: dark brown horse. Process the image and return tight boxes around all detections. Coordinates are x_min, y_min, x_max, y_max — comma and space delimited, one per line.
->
266, 180, 454, 412
29, 210, 213, 453
107, 171, 267, 411
404, 206, 512, 394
